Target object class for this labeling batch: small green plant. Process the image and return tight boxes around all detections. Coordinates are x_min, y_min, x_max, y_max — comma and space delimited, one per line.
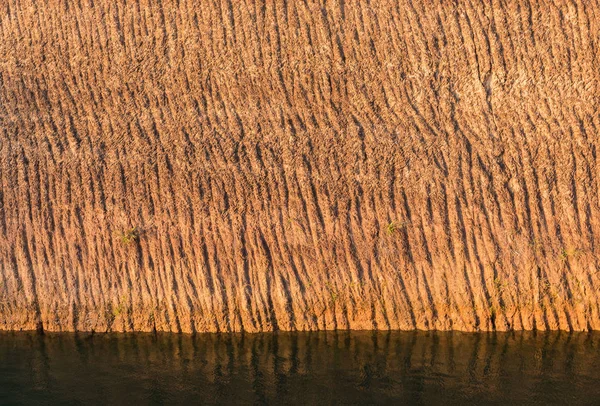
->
111, 295, 129, 318
386, 222, 397, 234
386, 221, 403, 235
112, 303, 124, 318
559, 247, 583, 261
493, 276, 509, 294
120, 227, 139, 245
540, 279, 552, 296
325, 282, 339, 304
529, 238, 543, 251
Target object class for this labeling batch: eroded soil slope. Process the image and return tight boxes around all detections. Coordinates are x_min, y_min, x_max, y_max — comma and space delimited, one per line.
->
1, 0, 600, 333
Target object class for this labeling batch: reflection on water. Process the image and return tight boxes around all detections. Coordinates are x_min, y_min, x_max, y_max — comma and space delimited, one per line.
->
1, 331, 599, 405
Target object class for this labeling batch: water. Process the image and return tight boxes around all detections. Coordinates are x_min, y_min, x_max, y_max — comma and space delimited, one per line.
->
1, 331, 599, 405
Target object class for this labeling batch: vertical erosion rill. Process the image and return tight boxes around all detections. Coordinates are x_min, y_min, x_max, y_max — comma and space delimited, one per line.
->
0, 0, 600, 333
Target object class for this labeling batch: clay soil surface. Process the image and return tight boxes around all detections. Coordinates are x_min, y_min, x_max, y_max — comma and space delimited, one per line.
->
1, 0, 600, 333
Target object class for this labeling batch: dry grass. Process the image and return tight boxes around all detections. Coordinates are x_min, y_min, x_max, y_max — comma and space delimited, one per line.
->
0, 0, 599, 333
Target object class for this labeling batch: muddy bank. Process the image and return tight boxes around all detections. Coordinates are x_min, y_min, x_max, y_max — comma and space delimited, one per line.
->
1, 0, 600, 333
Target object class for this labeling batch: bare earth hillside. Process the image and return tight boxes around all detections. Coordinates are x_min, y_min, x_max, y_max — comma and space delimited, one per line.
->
1, 0, 600, 333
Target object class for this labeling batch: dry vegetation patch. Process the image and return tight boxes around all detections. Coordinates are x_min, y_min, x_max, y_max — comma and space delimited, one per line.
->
0, 0, 599, 333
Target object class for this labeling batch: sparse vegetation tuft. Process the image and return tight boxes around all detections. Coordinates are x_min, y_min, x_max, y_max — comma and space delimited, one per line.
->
559, 248, 583, 261
386, 222, 405, 235
119, 228, 139, 245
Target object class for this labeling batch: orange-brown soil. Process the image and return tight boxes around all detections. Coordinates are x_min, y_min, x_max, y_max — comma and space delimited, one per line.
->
1, 0, 599, 333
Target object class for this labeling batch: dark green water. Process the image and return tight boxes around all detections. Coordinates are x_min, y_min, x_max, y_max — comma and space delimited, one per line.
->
1, 331, 599, 405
